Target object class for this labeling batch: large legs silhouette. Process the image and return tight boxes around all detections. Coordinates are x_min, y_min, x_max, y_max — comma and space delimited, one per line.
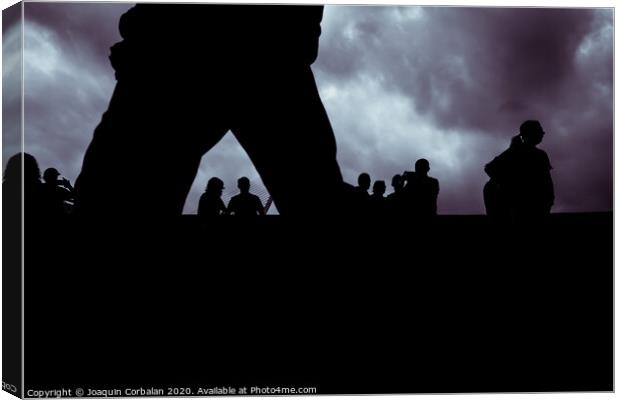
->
76, 74, 230, 215
75, 6, 343, 216
76, 67, 341, 216
231, 66, 342, 215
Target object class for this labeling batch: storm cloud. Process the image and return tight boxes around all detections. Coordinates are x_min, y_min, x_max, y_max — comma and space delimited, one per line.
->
4, 3, 613, 214
316, 6, 612, 213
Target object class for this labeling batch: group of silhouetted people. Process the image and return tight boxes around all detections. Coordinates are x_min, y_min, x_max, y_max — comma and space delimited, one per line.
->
3, 153, 75, 218
4, 119, 553, 223
350, 158, 440, 217
196, 158, 440, 218
198, 177, 266, 217
192, 120, 554, 221
193, 121, 555, 220
3, 4, 554, 224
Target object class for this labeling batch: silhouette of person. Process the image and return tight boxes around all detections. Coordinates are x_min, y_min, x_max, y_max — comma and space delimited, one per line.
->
368, 180, 387, 215
42, 168, 75, 216
386, 174, 405, 215
197, 177, 227, 217
73, 4, 344, 217
354, 173, 371, 197
3, 153, 44, 219
403, 159, 439, 217
350, 172, 371, 214
227, 177, 265, 216
484, 120, 554, 222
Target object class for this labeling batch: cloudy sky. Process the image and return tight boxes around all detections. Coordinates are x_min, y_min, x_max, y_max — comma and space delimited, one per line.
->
2, 2, 613, 214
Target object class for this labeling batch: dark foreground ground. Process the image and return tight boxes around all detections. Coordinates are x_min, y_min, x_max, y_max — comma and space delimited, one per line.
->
13, 212, 613, 394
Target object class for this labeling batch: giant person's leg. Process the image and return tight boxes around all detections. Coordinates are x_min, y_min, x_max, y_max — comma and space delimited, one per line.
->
231, 66, 344, 216
75, 66, 229, 216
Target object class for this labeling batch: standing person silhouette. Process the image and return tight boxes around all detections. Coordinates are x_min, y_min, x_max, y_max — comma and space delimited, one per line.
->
484, 120, 554, 222
368, 180, 387, 215
197, 177, 227, 217
74, 4, 344, 216
227, 177, 265, 216
386, 174, 405, 216
403, 159, 439, 217
349, 172, 371, 214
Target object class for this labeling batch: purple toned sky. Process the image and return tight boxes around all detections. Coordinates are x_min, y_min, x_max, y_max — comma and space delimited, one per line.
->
2, 2, 613, 214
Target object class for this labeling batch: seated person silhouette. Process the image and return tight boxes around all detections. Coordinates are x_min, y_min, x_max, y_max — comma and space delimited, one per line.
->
197, 177, 227, 217
403, 159, 439, 217
368, 180, 387, 215
386, 174, 405, 215
73, 4, 344, 217
484, 120, 554, 221
42, 168, 75, 216
227, 177, 265, 216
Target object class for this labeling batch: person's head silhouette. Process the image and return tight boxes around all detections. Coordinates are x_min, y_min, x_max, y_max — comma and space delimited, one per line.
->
206, 177, 224, 196
519, 120, 545, 147
391, 174, 404, 192
238, 177, 251, 194
358, 173, 371, 191
372, 180, 386, 196
4, 153, 41, 184
415, 159, 430, 176
43, 168, 60, 184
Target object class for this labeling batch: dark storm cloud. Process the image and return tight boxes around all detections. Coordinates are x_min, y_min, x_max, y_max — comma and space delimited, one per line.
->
20, 3, 129, 179
315, 6, 612, 213
10, 3, 613, 214
319, 7, 601, 132
3, 3, 23, 166
25, 3, 128, 65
